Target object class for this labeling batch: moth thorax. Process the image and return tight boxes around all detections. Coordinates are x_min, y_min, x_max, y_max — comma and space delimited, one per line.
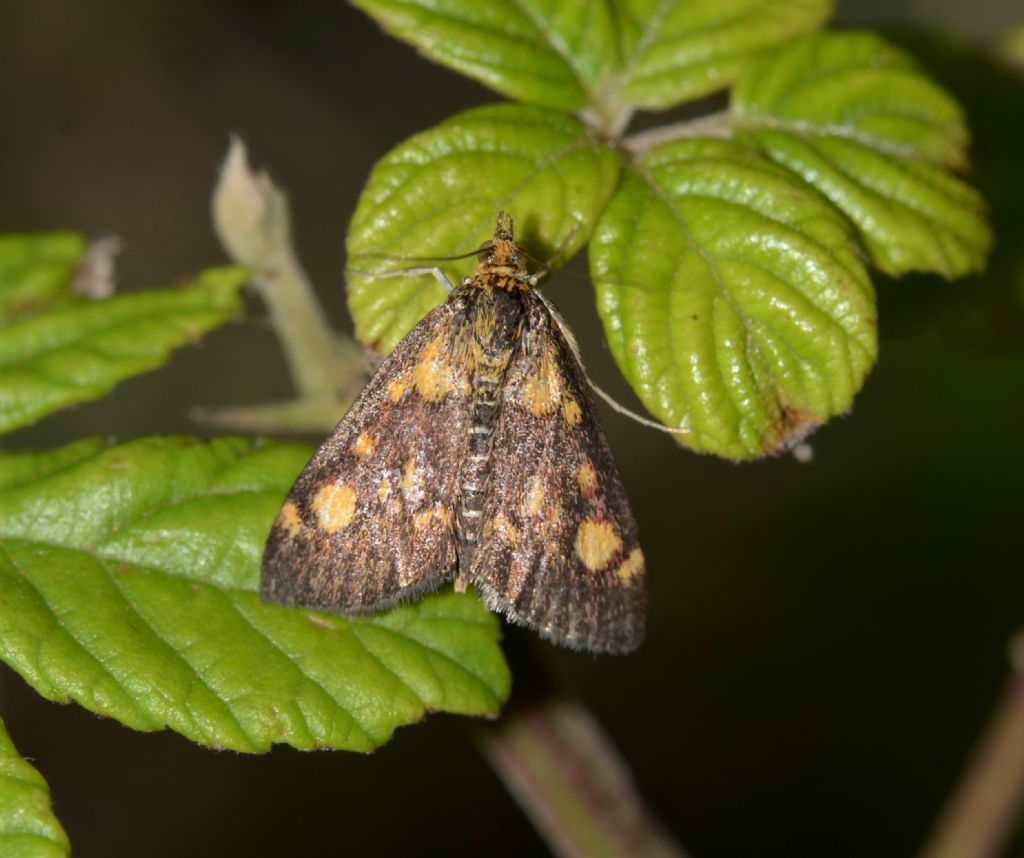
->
477, 284, 523, 345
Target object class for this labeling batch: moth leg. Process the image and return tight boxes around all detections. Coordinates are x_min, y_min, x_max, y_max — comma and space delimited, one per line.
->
371, 266, 455, 294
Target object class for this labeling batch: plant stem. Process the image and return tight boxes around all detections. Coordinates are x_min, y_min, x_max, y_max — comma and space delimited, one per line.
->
207, 137, 364, 433
479, 698, 685, 858
621, 110, 733, 157
190, 397, 356, 434
919, 633, 1024, 858
252, 250, 352, 403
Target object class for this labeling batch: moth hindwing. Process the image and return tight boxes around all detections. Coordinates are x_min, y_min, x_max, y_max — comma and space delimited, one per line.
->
262, 212, 646, 653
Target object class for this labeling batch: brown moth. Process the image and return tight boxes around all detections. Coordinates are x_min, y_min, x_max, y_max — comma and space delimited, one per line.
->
261, 213, 645, 653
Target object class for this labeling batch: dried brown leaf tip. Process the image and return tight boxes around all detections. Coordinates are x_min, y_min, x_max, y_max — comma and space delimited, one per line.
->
262, 213, 645, 653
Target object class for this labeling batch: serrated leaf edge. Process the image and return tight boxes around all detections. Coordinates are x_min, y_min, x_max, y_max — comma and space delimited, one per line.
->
1, 538, 503, 752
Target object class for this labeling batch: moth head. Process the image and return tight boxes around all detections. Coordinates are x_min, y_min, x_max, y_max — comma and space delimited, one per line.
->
479, 211, 527, 272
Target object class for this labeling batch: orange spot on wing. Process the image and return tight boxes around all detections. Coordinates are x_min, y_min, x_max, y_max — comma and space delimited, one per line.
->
351, 431, 376, 458
577, 460, 598, 497
412, 336, 462, 401
562, 396, 582, 427
388, 378, 408, 402
524, 476, 545, 516
519, 344, 562, 416
616, 548, 644, 584
412, 504, 453, 538
574, 518, 622, 572
311, 482, 357, 533
413, 509, 434, 531
277, 501, 304, 537
488, 512, 520, 547
399, 457, 417, 490
399, 456, 425, 506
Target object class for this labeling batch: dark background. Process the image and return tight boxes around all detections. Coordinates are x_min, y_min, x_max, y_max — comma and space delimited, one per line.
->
2, 2, 1023, 856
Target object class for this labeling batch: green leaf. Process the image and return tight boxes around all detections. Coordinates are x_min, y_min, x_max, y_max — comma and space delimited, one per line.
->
0, 716, 69, 858
350, 0, 618, 111
0, 438, 105, 493
346, 103, 621, 353
0, 266, 246, 434
590, 138, 876, 460
0, 233, 85, 319
733, 31, 991, 277
614, 0, 832, 110
0, 437, 509, 753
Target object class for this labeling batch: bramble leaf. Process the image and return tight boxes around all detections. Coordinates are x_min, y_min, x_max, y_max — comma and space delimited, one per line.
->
0, 438, 106, 493
591, 138, 876, 459
350, 0, 831, 128
350, 0, 618, 111
0, 437, 509, 753
0, 233, 85, 319
0, 266, 246, 434
0, 716, 69, 858
346, 103, 621, 353
613, 0, 832, 110
733, 31, 991, 277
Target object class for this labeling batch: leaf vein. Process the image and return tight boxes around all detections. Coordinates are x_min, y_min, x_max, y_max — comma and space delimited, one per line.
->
98, 559, 257, 747
0, 542, 149, 725
364, 620, 501, 702
227, 599, 378, 747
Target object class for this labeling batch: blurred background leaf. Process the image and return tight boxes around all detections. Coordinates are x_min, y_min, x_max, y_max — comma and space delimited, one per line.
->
0, 233, 85, 319
0, 264, 247, 434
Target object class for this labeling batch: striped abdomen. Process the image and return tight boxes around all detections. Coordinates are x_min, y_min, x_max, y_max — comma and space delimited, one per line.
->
454, 362, 504, 583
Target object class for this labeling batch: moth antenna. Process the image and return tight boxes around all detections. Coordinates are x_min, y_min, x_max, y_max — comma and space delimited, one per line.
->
586, 377, 690, 435
346, 265, 455, 294
349, 247, 485, 264
533, 289, 689, 436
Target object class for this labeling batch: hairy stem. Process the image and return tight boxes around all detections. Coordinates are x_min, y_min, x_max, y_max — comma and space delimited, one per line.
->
208, 137, 364, 432
621, 110, 733, 157
252, 252, 354, 403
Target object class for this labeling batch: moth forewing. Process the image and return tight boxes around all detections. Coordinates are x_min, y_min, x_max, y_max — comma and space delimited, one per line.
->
260, 298, 471, 612
467, 290, 645, 653
261, 212, 647, 653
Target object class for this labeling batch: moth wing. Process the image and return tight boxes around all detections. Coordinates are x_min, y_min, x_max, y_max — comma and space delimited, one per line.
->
470, 294, 646, 653
262, 298, 472, 612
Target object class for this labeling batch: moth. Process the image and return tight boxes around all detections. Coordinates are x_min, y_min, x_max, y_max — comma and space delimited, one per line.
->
261, 213, 645, 653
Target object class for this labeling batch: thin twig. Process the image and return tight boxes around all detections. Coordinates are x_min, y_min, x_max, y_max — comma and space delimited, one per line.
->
919, 632, 1024, 858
